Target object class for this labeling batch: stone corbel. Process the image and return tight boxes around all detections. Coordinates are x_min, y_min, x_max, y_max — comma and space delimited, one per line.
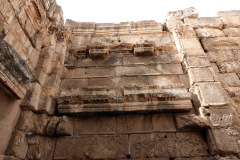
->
109, 43, 133, 53
88, 45, 109, 59
133, 43, 156, 56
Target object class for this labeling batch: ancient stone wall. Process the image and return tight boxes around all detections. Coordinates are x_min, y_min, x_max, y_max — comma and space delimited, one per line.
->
0, 0, 240, 159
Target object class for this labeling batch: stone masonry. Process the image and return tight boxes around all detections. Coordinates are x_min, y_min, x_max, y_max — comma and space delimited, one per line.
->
0, 0, 240, 159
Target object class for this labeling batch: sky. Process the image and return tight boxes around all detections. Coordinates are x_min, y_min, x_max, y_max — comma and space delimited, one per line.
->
56, 0, 240, 23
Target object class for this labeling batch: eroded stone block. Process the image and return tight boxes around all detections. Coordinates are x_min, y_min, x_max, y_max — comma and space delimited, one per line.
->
195, 28, 225, 38
70, 67, 115, 78
188, 68, 214, 86
152, 113, 176, 132
218, 73, 240, 87
54, 135, 128, 160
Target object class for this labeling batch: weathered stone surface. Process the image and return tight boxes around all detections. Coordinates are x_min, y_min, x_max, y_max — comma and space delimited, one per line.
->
5, 130, 28, 159
70, 67, 115, 78
218, 73, 240, 87
117, 114, 152, 133
75, 115, 116, 135
54, 135, 128, 160
198, 82, 228, 107
61, 78, 88, 89
223, 28, 240, 37
56, 116, 74, 136
207, 128, 240, 154
115, 64, 183, 76
129, 133, 176, 158
184, 56, 211, 69
147, 75, 180, 86
188, 68, 214, 86
77, 56, 123, 67
177, 38, 204, 55
152, 113, 176, 132
184, 17, 223, 29
219, 16, 240, 28
195, 28, 225, 38
176, 132, 209, 157
27, 136, 56, 160
175, 114, 209, 131
123, 55, 172, 65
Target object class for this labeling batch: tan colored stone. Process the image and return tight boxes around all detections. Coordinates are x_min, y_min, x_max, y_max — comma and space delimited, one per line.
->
116, 64, 183, 76
184, 17, 223, 29
56, 116, 74, 136
188, 68, 214, 86
218, 73, 240, 87
220, 16, 240, 28
74, 115, 116, 135
184, 56, 211, 69
177, 38, 204, 55
179, 74, 190, 89
152, 113, 176, 132
147, 75, 180, 86
54, 135, 128, 160
123, 55, 171, 66
195, 28, 225, 38
117, 114, 152, 134
77, 56, 123, 67
61, 78, 88, 89
130, 133, 176, 158
176, 132, 209, 157
27, 136, 56, 160
198, 82, 228, 107
223, 28, 240, 37
70, 67, 115, 78
5, 130, 28, 159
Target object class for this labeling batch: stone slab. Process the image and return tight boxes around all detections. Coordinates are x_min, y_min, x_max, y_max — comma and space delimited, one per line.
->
115, 64, 183, 76
123, 55, 171, 66
152, 113, 176, 132
218, 73, 240, 87
74, 115, 116, 135
76, 56, 123, 67
116, 114, 152, 134
147, 75, 180, 86
54, 135, 128, 160
198, 82, 228, 107
61, 79, 88, 89
70, 67, 115, 78
188, 68, 215, 86
195, 28, 225, 38
129, 133, 176, 158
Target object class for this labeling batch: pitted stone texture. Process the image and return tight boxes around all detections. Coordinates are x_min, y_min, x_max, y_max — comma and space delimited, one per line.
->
188, 68, 215, 86
152, 113, 176, 132
54, 135, 128, 160
195, 28, 225, 38
27, 136, 56, 160
129, 133, 176, 158
184, 17, 223, 29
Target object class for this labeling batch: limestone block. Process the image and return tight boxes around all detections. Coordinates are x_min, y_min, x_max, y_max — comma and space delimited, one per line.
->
61, 79, 88, 89
198, 82, 228, 107
184, 56, 211, 69
223, 28, 240, 37
0, 155, 19, 160
201, 37, 240, 51
52, 52, 65, 65
204, 107, 235, 127
123, 55, 171, 66
109, 43, 132, 52
29, 48, 40, 69
116, 114, 152, 134
88, 77, 119, 89
5, 130, 28, 159
218, 10, 240, 17
27, 136, 56, 160
16, 110, 49, 135
115, 64, 183, 76
175, 25, 196, 38
38, 90, 55, 115
74, 115, 116, 135
179, 74, 190, 89
55, 42, 67, 54
77, 56, 123, 67
129, 133, 176, 158
56, 116, 74, 136
224, 61, 240, 73
152, 113, 176, 132
195, 28, 225, 38
70, 67, 115, 78
218, 73, 240, 87
54, 135, 128, 160
182, 7, 198, 18
220, 16, 240, 28
175, 114, 209, 131
206, 51, 227, 63
207, 128, 239, 154
211, 63, 219, 72
184, 17, 223, 29
64, 56, 77, 69
170, 54, 183, 63
147, 75, 180, 86
188, 68, 214, 86
32, 68, 47, 86
130, 20, 163, 33
176, 132, 209, 157
21, 82, 42, 110
177, 38, 204, 55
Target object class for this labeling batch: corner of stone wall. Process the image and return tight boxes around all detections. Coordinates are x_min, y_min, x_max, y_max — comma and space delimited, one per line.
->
166, 7, 240, 158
